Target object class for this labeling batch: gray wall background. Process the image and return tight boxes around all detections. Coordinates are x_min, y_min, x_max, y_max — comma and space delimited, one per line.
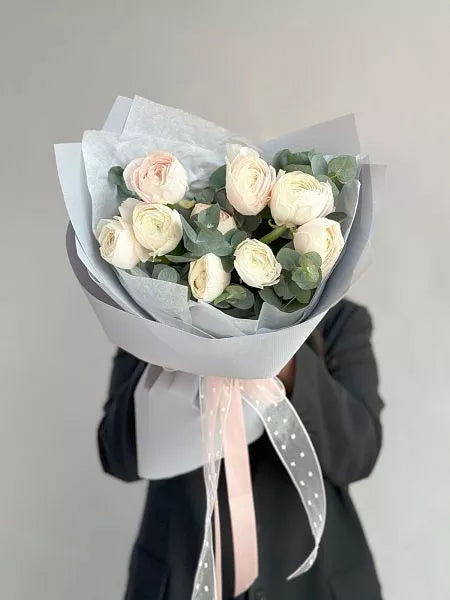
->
1, 1, 449, 599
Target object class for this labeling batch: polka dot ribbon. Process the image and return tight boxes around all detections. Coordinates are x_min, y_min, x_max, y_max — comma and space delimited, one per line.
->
191, 377, 326, 600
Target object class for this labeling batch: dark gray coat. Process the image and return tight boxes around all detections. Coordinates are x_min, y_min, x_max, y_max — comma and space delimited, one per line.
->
98, 299, 384, 600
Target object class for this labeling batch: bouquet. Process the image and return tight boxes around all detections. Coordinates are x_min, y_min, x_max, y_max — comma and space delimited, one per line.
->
55, 96, 377, 600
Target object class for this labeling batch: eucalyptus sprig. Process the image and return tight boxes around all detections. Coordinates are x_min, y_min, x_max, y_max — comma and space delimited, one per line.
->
180, 212, 235, 258
108, 166, 138, 200
271, 149, 357, 199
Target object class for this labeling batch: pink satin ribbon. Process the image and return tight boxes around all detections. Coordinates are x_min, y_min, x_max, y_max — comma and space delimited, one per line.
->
207, 377, 265, 598
223, 379, 259, 596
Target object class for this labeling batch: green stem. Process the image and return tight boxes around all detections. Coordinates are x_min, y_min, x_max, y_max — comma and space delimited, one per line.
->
259, 225, 287, 245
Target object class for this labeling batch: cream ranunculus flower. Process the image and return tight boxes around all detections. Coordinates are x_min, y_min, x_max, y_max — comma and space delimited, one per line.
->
190, 202, 237, 234
234, 238, 282, 289
188, 253, 231, 302
226, 145, 276, 216
293, 217, 345, 276
96, 217, 150, 269
270, 171, 334, 227
132, 202, 183, 257
123, 151, 188, 204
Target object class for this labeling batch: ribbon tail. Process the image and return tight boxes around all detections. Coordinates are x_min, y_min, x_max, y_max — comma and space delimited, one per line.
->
191, 377, 232, 600
223, 380, 258, 596
242, 378, 327, 580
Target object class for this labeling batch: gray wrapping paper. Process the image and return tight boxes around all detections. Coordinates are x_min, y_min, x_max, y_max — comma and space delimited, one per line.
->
58, 96, 378, 477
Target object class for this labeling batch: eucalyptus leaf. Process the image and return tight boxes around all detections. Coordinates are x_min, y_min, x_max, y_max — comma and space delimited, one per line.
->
274, 274, 295, 300
239, 213, 262, 233
223, 306, 255, 318
167, 242, 184, 256
195, 228, 233, 256
225, 284, 247, 300
286, 151, 310, 166
129, 265, 148, 277
260, 206, 272, 219
215, 189, 233, 212
195, 187, 215, 204
118, 180, 136, 199
328, 155, 358, 184
179, 263, 190, 277
180, 214, 198, 244
311, 153, 328, 176
291, 265, 320, 290
224, 228, 239, 242
117, 184, 132, 199
226, 285, 255, 310
157, 266, 180, 283
176, 205, 195, 222
212, 290, 230, 306
281, 299, 306, 313
151, 263, 168, 278
231, 295, 255, 311
258, 287, 282, 309
108, 166, 124, 185
315, 174, 341, 198
301, 251, 322, 269
196, 203, 220, 229
326, 211, 347, 224
285, 164, 313, 175
213, 284, 245, 305
272, 148, 290, 170
233, 211, 245, 228
108, 166, 135, 199
183, 237, 196, 253
276, 247, 301, 270
287, 277, 302, 297
253, 295, 263, 317
165, 254, 196, 263
220, 255, 235, 272
230, 230, 248, 249
214, 300, 231, 309
295, 288, 313, 304
209, 164, 226, 189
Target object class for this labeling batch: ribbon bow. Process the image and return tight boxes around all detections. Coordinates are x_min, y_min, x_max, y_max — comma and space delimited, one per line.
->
191, 377, 326, 600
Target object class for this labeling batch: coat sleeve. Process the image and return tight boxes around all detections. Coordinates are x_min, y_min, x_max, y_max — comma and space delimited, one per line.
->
97, 348, 147, 482
292, 303, 384, 486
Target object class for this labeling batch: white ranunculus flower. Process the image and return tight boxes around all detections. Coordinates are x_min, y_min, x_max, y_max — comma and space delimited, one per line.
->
270, 171, 334, 227
190, 202, 237, 234
132, 202, 183, 257
188, 253, 231, 302
96, 218, 150, 269
123, 151, 188, 204
234, 239, 282, 289
226, 145, 276, 216
118, 197, 140, 223
293, 217, 345, 276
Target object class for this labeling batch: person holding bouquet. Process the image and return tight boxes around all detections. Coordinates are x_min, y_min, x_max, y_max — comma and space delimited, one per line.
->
98, 298, 384, 600
56, 95, 384, 600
